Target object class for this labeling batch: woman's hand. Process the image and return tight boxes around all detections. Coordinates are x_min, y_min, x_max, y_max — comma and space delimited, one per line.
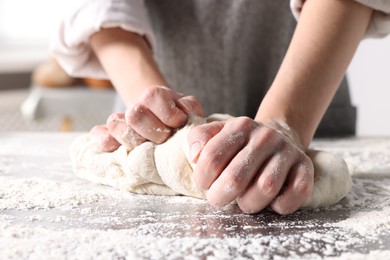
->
122, 85, 203, 145
187, 116, 314, 215
90, 85, 204, 152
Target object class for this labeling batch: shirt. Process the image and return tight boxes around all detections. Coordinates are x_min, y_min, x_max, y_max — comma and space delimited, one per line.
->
49, 0, 390, 137
50, 0, 390, 79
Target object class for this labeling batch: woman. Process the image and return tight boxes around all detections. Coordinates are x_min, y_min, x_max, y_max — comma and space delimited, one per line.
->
51, 0, 389, 214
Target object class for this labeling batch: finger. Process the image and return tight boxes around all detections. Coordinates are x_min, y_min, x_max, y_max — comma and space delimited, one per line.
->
208, 128, 289, 208
236, 148, 298, 214
270, 157, 314, 215
177, 96, 204, 117
140, 86, 187, 128
205, 142, 272, 208
125, 103, 172, 143
106, 112, 146, 150
192, 117, 254, 190
90, 124, 121, 152
187, 121, 225, 163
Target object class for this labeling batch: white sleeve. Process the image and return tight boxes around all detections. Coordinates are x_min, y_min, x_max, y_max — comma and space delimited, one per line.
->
49, 0, 154, 79
290, 0, 390, 38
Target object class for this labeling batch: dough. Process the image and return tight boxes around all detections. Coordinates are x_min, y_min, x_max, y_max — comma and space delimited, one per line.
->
302, 150, 352, 208
70, 115, 352, 209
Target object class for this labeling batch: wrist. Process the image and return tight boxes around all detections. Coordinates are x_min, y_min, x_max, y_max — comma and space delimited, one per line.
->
258, 118, 306, 151
255, 103, 314, 150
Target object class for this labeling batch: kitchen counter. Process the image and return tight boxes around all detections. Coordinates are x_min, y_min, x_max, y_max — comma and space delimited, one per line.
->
0, 133, 389, 259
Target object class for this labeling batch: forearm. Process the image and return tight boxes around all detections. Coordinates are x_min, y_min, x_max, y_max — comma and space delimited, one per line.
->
256, 0, 373, 148
90, 27, 167, 107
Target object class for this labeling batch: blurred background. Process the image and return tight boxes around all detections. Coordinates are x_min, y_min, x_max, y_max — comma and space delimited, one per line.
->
0, 0, 389, 135
0, 0, 115, 132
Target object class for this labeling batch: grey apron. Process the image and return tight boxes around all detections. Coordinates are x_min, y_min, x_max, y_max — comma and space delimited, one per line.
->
136, 0, 356, 137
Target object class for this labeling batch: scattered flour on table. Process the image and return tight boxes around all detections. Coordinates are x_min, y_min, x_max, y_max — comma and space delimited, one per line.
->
334, 205, 390, 236
0, 222, 369, 260
328, 250, 390, 260
311, 138, 390, 176
0, 176, 107, 210
1, 136, 390, 259
0, 172, 390, 259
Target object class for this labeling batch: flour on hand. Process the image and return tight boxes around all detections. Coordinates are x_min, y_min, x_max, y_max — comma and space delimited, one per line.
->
70, 114, 352, 210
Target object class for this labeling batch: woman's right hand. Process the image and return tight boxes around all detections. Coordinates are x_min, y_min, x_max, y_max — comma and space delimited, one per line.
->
90, 85, 204, 152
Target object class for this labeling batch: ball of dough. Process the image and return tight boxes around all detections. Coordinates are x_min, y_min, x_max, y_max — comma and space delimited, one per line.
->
302, 150, 352, 208
70, 115, 352, 210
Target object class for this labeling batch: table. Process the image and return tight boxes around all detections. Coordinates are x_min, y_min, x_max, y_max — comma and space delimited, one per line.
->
0, 133, 389, 259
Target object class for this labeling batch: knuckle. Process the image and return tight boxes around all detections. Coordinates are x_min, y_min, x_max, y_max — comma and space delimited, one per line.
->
181, 96, 204, 116
189, 96, 202, 109
90, 125, 105, 135
222, 117, 254, 146
230, 116, 255, 130
293, 161, 314, 198
277, 143, 297, 160
183, 95, 197, 103
141, 86, 160, 102
126, 104, 145, 125
224, 172, 244, 192
295, 175, 313, 198
168, 107, 187, 124
106, 112, 124, 124
248, 126, 279, 149
101, 137, 120, 152
263, 127, 283, 146
188, 125, 213, 143
257, 177, 279, 199
106, 118, 126, 136
122, 129, 146, 149
301, 155, 314, 171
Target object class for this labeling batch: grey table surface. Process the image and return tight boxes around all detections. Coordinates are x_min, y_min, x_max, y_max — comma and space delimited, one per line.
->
0, 133, 390, 259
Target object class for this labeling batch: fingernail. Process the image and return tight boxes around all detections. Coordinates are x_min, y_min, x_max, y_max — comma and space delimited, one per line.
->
190, 141, 201, 162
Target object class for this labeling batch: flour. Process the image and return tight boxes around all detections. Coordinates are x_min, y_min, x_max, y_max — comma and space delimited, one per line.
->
311, 138, 390, 176
0, 173, 389, 259
1, 133, 390, 259
333, 179, 390, 236
329, 250, 390, 260
0, 176, 107, 210
335, 208, 390, 236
